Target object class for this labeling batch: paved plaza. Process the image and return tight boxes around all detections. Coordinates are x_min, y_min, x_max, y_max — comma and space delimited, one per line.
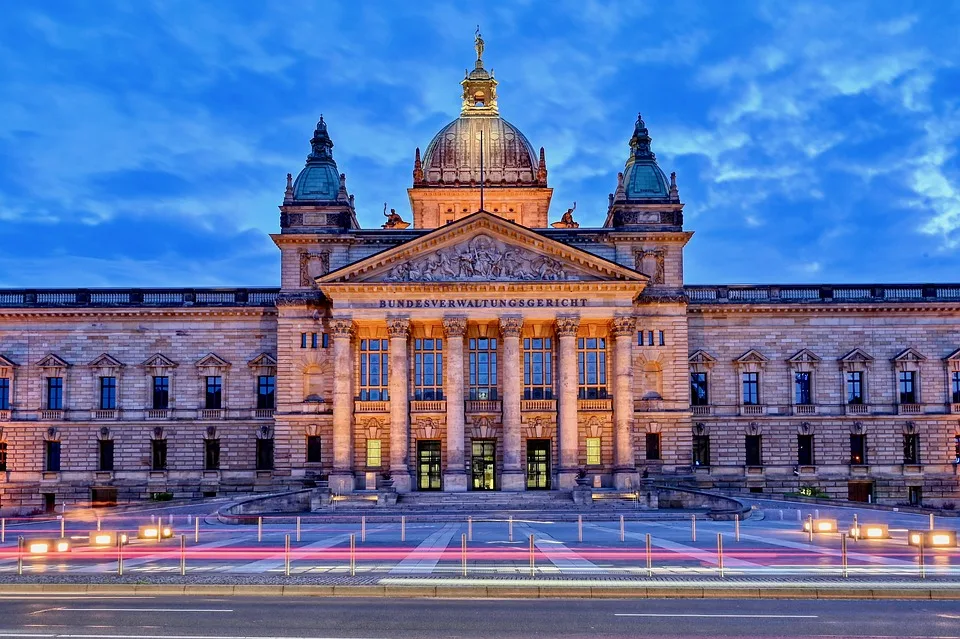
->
0, 499, 956, 580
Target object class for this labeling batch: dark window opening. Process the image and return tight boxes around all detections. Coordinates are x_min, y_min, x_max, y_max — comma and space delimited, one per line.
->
898, 371, 917, 404
794, 372, 812, 405
903, 433, 920, 464
693, 435, 710, 466
797, 434, 814, 465
745, 435, 762, 466
690, 372, 708, 406
46, 377, 63, 410
204, 439, 220, 471
205, 376, 223, 409
98, 440, 114, 471
847, 371, 864, 404
645, 433, 661, 461
257, 375, 276, 409
742, 372, 759, 405
152, 376, 169, 409
0, 441, 7, 471
256, 439, 274, 471
908, 486, 922, 506
306, 435, 322, 463
0, 377, 9, 410
850, 434, 866, 465
45, 440, 61, 472
151, 440, 167, 470
99, 377, 117, 410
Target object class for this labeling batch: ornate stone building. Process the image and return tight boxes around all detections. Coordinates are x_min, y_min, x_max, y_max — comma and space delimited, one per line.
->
0, 38, 958, 513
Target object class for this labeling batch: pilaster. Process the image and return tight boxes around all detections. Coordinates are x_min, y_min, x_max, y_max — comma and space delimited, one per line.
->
443, 316, 468, 492
387, 316, 412, 493
330, 317, 355, 493
499, 316, 524, 491
556, 314, 580, 489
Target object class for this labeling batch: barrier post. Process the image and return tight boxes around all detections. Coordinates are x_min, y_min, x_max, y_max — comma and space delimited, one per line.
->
509, 516, 513, 542
17, 536, 23, 576
578, 515, 583, 543
284, 534, 291, 577
169, 514, 173, 525
841, 533, 848, 578
691, 515, 696, 542
401, 516, 406, 543
61, 518, 65, 539
735, 514, 740, 542
194, 516, 199, 543
807, 515, 814, 543
645, 533, 652, 577
361, 516, 366, 543
97, 517, 101, 532
258, 516, 263, 543
717, 533, 724, 578
179, 534, 186, 576
1, 518, 4, 543
529, 534, 535, 577
117, 534, 123, 576
919, 534, 925, 579
620, 515, 625, 543
461, 533, 467, 577
853, 514, 859, 541
349, 533, 356, 577
467, 516, 473, 542
929, 513, 935, 531
815, 508, 820, 519
296, 516, 301, 542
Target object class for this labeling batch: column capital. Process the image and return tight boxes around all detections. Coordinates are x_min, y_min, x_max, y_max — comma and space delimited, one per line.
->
498, 315, 523, 338
610, 315, 637, 337
555, 314, 580, 337
442, 316, 468, 337
386, 316, 411, 338
329, 317, 355, 337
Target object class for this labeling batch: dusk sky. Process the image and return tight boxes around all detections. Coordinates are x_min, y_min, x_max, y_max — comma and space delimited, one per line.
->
1, 1, 958, 288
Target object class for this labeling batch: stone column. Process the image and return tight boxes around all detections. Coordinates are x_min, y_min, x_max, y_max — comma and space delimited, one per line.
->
442, 316, 468, 491
611, 315, 639, 489
499, 316, 524, 491
556, 315, 580, 489
387, 317, 412, 493
330, 317, 356, 493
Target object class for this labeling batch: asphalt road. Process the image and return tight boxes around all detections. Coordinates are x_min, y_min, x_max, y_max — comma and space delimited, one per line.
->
0, 595, 958, 638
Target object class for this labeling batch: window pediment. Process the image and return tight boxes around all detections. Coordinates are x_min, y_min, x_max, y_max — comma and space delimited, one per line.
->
838, 348, 874, 369
787, 349, 820, 370
0, 354, 17, 378
688, 349, 716, 368
893, 347, 926, 370
196, 353, 231, 376
248, 353, 278, 375
733, 349, 768, 368
89, 353, 124, 372
37, 353, 69, 369
143, 353, 178, 370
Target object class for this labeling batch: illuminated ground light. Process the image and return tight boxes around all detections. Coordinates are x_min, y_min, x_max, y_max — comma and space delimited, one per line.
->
27, 539, 71, 554
88, 531, 128, 546
802, 518, 838, 533
849, 524, 889, 539
908, 530, 958, 547
137, 525, 174, 540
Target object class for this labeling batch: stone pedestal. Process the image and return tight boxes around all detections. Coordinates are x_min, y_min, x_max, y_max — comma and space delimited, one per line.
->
443, 471, 468, 492
391, 471, 412, 494
557, 469, 579, 489
500, 470, 525, 491
328, 472, 356, 495
613, 468, 641, 490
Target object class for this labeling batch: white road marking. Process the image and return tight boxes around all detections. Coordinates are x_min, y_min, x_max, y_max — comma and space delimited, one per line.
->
0, 635, 388, 639
48, 609, 233, 613
0, 598, 153, 601
389, 523, 459, 574
519, 525, 601, 573
614, 613, 819, 618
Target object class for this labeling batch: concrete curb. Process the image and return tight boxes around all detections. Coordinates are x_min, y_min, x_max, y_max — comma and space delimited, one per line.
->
1, 583, 958, 600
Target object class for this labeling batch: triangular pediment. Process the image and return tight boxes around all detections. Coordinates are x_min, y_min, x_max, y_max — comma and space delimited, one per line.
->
839, 348, 874, 363
734, 349, 768, 364
143, 353, 178, 368
944, 348, 960, 361
318, 211, 647, 286
688, 350, 716, 365
893, 347, 926, 362
88, 353, 124, 368
247, 353, 278, 368
0, 354, 17, 368
787, 349, 821, 364
195, 353, 231, 368
37, 353, 69, 368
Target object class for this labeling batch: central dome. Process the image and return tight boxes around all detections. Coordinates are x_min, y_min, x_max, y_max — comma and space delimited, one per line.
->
420, 116, 540, 186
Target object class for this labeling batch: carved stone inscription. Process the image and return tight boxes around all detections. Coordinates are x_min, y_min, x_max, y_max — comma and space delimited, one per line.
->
383, 234, 579, 282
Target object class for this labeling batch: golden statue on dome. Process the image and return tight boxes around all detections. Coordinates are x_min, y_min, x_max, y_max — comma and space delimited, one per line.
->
475, 26, 485, 65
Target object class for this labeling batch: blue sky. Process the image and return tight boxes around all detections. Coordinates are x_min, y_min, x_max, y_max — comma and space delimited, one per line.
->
1, 1, 958, 287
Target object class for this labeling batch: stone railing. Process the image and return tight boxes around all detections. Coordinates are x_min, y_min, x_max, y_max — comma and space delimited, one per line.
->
578, 398, 612, 411
793, 404, 817, 415
740, 404, 764, 416
146, 409, 169, 420
40, 410, 64, 420
93, 409, 118, 420
898, 403, 922, 415
410, 400, 446, 413
686, 283, 960, 305
200, 409, 224, 420
952, 403, 960, 414
254, 408, 275, 419
521, 399, 556, 412
845, 403, 870, 415
0, 287, 280, 308
355, 401, 389, 413
465, 400, 501, 413
691, 405, 711, 416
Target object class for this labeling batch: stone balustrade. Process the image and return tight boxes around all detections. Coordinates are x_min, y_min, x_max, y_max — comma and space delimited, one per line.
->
686, 283, 960, 305
0, 287, 279, 308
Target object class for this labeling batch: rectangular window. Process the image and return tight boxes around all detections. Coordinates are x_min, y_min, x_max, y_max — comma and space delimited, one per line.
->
797, 434, 814, 465
301, 332, 308, 349
846, 371, 864, 404
745, 435, 762, 466
366, 439, 382, 467
647, 331, 654, 346
358, 339, 389, 401
301, 332, 321, 349
693, 435, 710, 466
151, 440, 167, 470
322, 333, 329, 348
955, 434, 960, 464
311, 332, 319, 349
99, 376, 117, 410
903, 433, 920, 464
585, 437, 601, 465
468, 337, 498, 400
850, 434, 866, 464
523, 337, 553, 400
204, 439, 220, 470
658, 330, 665, 346
46, 377, 63, 410
45, 440, 61, 472
742, 372, 759, 405
645, 433, 661, 460
98, 440, 114, 471
306, 435, 322, 463
205, 376, 222, 409
414, 338, 444, 400
794, 372, 812, 405
152, 376, 169, 409
898, 371, 917, 404
0, 441, 7, 471
0, 377, 9, 410
577, 337, 607, 399
690, 372, 708, 406
257, 375, 276, 409
256, 439, 274, 471
952, 372, 960, 404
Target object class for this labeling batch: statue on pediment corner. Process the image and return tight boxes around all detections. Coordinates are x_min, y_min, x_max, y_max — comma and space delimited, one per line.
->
551, 202, 579, 228
382, 204, 410, 230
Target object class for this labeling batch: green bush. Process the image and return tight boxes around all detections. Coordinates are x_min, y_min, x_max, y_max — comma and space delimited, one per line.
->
150, 491, 174, 501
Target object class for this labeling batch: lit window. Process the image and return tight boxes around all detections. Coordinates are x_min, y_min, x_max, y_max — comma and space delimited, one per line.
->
585, 437, 601, 465
366, 439, 382, 467
577, 337, 607, 399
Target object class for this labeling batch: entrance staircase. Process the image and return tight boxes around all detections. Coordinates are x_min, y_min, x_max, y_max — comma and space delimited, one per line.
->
397, 490, 576, 511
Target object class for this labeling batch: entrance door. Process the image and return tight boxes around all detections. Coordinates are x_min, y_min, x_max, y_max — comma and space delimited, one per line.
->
848, 481, 873, 503
526, 439, 551, 490
471, 440, 496, 490
417, 440, 442, 491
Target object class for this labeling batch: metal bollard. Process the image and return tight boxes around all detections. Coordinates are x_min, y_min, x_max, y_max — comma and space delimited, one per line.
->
853, 514, 859, 541
284, 534, 291, 577
296, 516, 301, 543
691, 515, 696, 542
17, 536, 23, 576
620, 515, 625, 543
401, 516, 406, 543
151, 514, 156, 523
258, 516, 263, 543
807, 515, 814, 543
1, 518, 4, 543
529, 534, 535, 577
841, 533, 848, 578
169, 514, 173, 525
116, 534, 123, 576
349, 533, 356, 577
717, 533, 724, 578
97, 517, 101, 532
778, 509, 783, 521
735, 514, 740, 542
61, 518, 65, 539
796, 509, 802, 522
645, 533, 652, 577
578, 515, 583, 543
461, 533, 467, 577
468, 516, 473, 542
918, 534, 925, 579
929, 513, 935, 531
180, 535, 186, 576
194, 516, 199, 543
815, 509, 820, 519
509, 516, 514, 542
361, 516, 366, 543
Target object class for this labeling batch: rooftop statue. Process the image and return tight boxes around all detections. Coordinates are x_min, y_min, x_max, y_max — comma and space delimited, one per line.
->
382, 204, 410, 229
551, 202, 580, 228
